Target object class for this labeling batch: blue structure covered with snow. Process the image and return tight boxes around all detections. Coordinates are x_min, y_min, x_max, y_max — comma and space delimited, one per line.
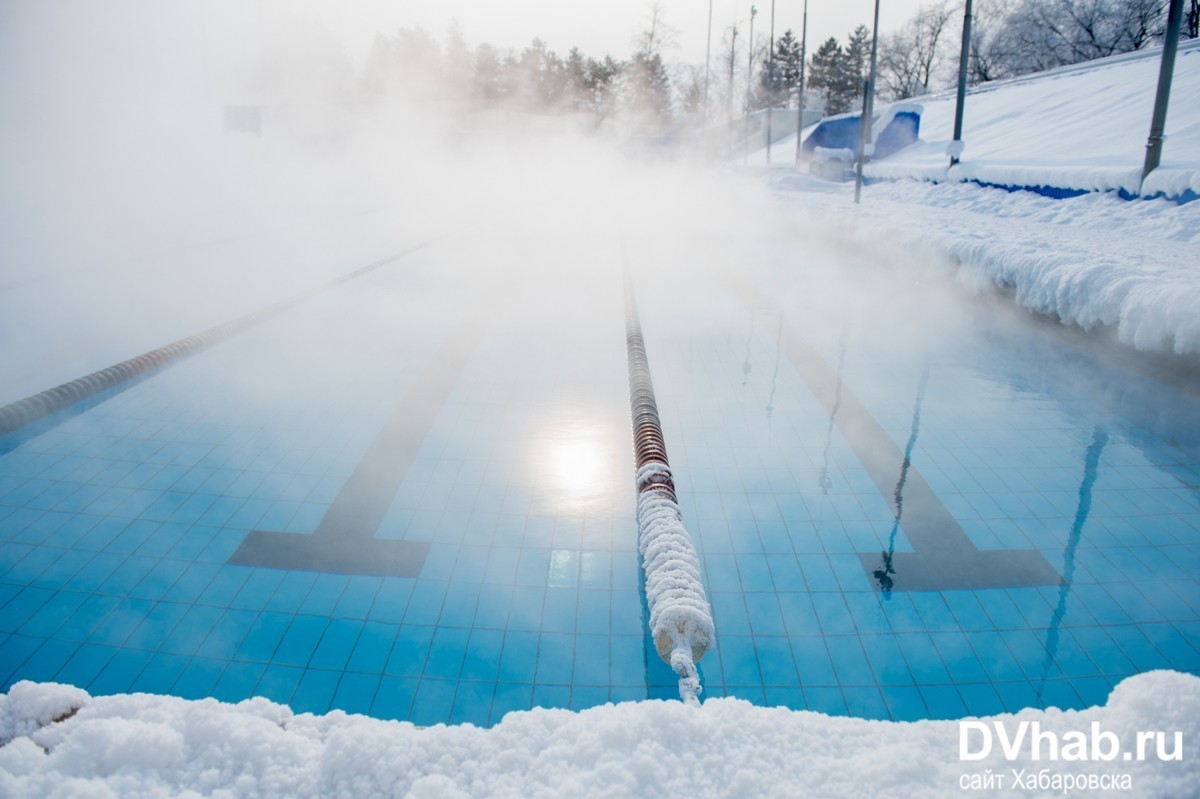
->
801, 105, 922, 162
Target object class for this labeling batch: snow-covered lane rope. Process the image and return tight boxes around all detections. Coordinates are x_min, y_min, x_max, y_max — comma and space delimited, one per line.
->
623, 277, 715, 706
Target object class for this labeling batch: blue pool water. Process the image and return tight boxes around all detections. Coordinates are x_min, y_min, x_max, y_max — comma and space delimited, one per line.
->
1, 230, 1198, 726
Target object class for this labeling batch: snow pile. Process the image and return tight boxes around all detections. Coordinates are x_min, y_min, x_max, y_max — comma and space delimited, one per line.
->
772, 173, 1200, 354
2, 672, 1198, 797
811, 42, 1200, 198
636, 461, 715, 706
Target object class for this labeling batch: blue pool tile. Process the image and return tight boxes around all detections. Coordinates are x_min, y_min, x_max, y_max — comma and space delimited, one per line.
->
404, 581, 447, 626
610, 635, 645, 686
17, 590, 88, 638
0, 635, 49, 687
332, 672, 381, 716
844, 592, 891, 634
131, 651, 191, 694
842, 685, 889, 719
368, 579, 414, 624
89, 648, 153, 696
824, 636, 875, 685
745, 592, 787, 635
507, 586, 545, 632
123, 601, 189, 650
777, 592, 821, 635
811, 593, 856, 635
568, 685, 609, 710
1038, 679, 1083, 711
1105, 625, 1172, 671
460, 629, 505, 681
274, 614, 328, 668
802, 684, 847, 715
450, 680, 495, 725
439, 582, 481, 628
172, 657, 226, 700
384, 625, 435, 677
423, 627, 470, 681
211, 660, 266, 703
53, 594, 119, 642
292, 668, 340, 715
719, 635, 763, 686
957, 682, 1006, 716
940, 591, 994, 631
755, 636, 799, 685
533, 683, 572, 709
572, 634, 609, 685
1142, 623, 1200, 671
347, 621, 398, 674
490, 683, 533, 723
88, 597, 155, 647
196, 569, 251, 606
308, 619, 363, 672
710, 592, 751, 634
791, 636, 837, 684
859, 634, 915, 685
254, 663, 304, 705
880, 684, 928, 721
576, 590, 610, 634
542, 588, 578, 633
332, 576, 382, 620
297, 575, 350, 616
919, 684, 968, 719
895, 632, 952, 683
157, 604, 223, 652
236, 611, 292, 662
498, 630, 539, 682
265, 572, 317, 613
535, 632, 575, 684
53, 642, 114, 687
35, 549, 95, 587
965, 630, 1026, 681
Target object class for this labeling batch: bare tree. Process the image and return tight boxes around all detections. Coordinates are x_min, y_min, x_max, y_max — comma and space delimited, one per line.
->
877, 2, 955, 99
634, 2, 679, 58
1002, 0, 1167, 73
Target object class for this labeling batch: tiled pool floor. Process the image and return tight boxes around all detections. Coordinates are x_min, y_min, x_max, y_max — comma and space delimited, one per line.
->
2, 227, 1198, 725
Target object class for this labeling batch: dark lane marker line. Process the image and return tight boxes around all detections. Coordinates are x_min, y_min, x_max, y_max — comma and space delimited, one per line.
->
228, 309, 488, 577
732, 280, 1062, 592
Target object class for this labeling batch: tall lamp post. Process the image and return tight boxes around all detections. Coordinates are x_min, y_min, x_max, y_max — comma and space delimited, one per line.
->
766, 0, 776, 164
949, 0, 973, 168
854, 0, 882, 204
704, 0, 713, 119
794, 0, 809, 165
745, 5, 757, 163
1140, 0, 1185, 191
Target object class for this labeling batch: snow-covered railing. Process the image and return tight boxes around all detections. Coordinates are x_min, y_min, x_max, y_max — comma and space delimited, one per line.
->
623, 277, 715, 706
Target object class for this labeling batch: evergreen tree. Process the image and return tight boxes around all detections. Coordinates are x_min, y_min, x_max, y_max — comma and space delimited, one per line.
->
626, 50, 673, 126
840, 25, 871, 109
762, 29, 802, 108
807, 37, 846, 114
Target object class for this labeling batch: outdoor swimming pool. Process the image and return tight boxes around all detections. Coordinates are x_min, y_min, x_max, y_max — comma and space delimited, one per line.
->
1, 216, 1198, 727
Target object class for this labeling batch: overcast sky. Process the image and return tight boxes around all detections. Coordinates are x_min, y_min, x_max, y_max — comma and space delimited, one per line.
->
277, 0, 939, 66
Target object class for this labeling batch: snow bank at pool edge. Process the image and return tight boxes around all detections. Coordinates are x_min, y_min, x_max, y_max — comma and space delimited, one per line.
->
1, 670, 1197, 798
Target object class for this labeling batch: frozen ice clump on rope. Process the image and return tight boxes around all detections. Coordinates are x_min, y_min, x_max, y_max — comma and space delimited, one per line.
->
636, 461, 715, 706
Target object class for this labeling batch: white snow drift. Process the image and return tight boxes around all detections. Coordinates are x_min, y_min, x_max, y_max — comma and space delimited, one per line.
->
2, 672, 1198, 798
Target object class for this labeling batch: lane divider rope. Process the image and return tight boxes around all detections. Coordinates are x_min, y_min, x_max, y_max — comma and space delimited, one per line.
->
623, 273, 715, 706
0, 240, 439, 439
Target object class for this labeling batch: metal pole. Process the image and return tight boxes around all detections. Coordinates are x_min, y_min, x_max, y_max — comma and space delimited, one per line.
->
794, 0, 809, 166
1140, 0, 1185, 191
766, 0, 776, 164
854, 0, 882, 204
950, 0, 973, 168
745, 5, 757, 163
704, 0, 714, 117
